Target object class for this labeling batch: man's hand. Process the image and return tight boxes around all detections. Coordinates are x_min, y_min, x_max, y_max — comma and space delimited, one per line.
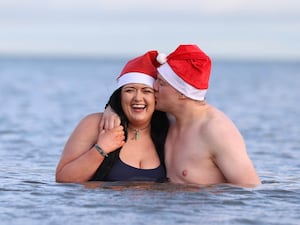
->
99, 105, 121, 130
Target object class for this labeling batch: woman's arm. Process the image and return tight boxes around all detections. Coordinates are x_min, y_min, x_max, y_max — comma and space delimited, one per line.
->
55, 113, 125, 183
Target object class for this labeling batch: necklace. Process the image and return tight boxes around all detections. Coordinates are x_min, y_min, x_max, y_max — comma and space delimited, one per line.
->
128, 124, 150, 140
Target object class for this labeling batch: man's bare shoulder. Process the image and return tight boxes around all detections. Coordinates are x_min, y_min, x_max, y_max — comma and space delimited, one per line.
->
200, 105, 231, 130
203, 105, 239, 129
200, 105, 245, 148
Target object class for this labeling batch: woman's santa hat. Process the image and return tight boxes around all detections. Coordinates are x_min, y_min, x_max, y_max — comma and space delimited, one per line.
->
117, 50, 160, 88
157, 44, 211, 101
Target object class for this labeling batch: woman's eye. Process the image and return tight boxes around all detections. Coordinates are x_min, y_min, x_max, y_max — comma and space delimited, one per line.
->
143, 89, 154, 94
125, 88, 134, 92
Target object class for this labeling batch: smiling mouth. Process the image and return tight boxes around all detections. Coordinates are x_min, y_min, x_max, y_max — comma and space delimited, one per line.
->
132, 104, 146, 110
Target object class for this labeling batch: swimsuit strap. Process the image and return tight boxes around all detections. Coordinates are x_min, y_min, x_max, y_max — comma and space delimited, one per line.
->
90, 148, 121, 181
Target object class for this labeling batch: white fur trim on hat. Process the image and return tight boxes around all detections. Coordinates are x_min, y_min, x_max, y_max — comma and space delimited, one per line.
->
117, 72, 155, 88
157, 63, 207, 101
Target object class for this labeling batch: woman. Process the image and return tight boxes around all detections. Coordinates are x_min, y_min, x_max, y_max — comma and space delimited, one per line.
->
55, 51, 169, 182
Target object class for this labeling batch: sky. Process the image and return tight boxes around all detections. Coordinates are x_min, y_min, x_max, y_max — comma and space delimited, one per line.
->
0, 0, 299, 61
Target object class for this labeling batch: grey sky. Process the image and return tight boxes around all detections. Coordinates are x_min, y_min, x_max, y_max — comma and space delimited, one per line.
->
0, 0, 299, 60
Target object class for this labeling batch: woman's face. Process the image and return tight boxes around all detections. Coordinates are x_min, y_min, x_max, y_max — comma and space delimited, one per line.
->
121, 83, 155, 126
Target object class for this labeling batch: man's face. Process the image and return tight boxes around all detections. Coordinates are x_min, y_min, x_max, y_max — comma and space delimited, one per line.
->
153, 74, 177, 111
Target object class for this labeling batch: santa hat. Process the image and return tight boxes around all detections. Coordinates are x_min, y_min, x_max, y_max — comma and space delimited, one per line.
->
157, 44, 211, 101
117, 50, 160, 88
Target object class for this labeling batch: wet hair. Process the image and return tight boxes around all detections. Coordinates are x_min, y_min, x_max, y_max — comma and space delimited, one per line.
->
107, 87, 169, 164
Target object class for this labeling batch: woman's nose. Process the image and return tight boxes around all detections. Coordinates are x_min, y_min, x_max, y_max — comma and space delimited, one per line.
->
133, 90, 142, 100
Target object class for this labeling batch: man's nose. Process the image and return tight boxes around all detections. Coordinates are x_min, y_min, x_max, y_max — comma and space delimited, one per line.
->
153, 80, 158, 91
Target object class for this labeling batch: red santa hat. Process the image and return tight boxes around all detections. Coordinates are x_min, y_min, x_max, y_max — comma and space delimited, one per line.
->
157, 44, 212, 101
117, 50, 160, 88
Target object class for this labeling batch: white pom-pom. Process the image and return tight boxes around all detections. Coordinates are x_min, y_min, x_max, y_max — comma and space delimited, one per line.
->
156, 53, 167, 64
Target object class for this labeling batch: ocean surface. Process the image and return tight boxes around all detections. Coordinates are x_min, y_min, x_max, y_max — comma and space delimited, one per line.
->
0, 56, 300, 225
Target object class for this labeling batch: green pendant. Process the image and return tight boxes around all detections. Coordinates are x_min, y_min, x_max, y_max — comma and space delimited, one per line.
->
135, 130, 139, 140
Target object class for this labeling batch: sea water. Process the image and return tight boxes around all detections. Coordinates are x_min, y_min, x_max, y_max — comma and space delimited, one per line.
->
0, 57, 300, 225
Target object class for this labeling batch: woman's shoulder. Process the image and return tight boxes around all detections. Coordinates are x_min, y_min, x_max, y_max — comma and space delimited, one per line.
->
83, 112, 103, 119
78, 112, 104, 126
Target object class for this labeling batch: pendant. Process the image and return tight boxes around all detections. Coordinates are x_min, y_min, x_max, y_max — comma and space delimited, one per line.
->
135, 130, 139, 140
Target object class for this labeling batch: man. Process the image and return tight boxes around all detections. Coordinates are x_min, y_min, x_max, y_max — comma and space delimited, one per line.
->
154, 44, 261, 187
101, 44, 261, 187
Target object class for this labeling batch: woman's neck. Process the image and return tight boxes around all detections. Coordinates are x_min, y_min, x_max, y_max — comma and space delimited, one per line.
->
127, 123, 151, 140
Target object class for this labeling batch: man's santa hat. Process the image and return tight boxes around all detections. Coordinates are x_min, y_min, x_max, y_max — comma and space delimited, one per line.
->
157, 44, 211, 101
117, 50, 160, 88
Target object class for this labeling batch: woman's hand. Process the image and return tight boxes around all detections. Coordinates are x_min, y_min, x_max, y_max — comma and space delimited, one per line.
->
96, 125, 125, 153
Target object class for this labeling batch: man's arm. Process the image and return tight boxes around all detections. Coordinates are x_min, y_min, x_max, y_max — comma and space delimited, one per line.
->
208, 116, 261, 187
99, 105, 121, 130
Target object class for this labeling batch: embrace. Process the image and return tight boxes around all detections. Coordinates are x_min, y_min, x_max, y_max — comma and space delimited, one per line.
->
56, 44, 261, 187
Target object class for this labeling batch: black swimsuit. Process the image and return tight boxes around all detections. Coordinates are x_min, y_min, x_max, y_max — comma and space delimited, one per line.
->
103, 156, 166, 182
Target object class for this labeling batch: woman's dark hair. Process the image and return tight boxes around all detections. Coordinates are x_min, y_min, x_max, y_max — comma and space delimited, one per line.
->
91, 87, 169, 181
